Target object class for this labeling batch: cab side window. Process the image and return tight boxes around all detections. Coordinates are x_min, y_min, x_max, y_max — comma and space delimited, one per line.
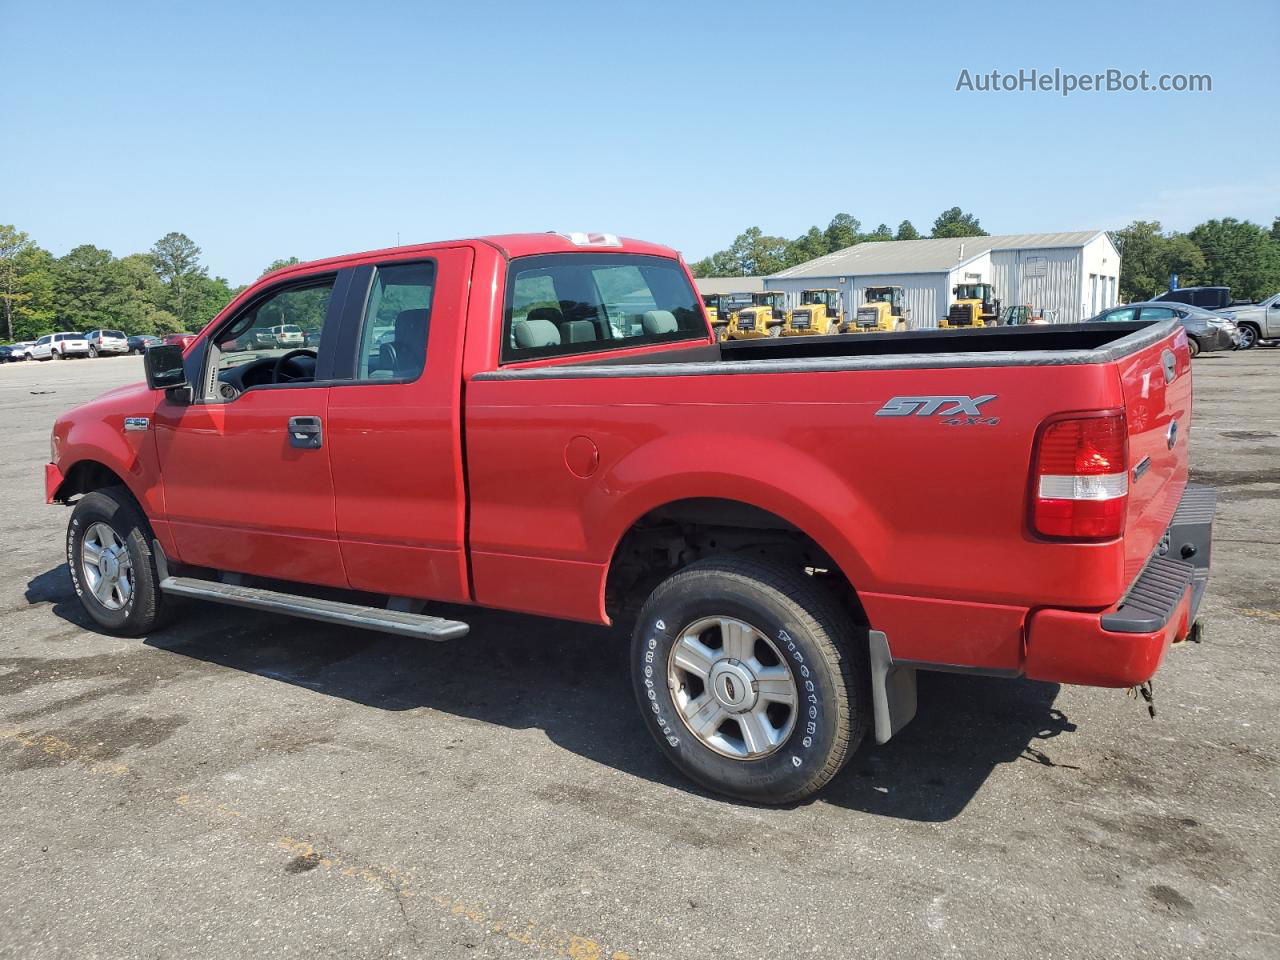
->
1139, 307, 1176, 321
355, 261, 435, 382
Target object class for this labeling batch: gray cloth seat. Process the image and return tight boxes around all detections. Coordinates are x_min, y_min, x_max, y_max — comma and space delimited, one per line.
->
513, 307, 562, 348
642, 310, 678, 335
377, 309, 429, 378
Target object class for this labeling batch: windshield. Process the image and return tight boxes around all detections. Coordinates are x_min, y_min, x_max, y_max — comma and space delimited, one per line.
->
503, 254, 704, 361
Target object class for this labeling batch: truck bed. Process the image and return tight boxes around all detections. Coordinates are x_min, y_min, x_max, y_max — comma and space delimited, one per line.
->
481, 320, 1173, 377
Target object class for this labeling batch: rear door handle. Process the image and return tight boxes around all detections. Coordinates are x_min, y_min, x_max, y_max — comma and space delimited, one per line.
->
287, 415, 323, 449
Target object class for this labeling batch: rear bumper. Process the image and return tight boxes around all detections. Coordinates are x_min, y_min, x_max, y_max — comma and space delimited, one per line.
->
1025, 484, 1217, 687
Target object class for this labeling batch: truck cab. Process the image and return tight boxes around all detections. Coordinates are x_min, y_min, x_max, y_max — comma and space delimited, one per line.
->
784, 288, 844, 336
852, 286, 909, 333
726, 291, 788, 339
942, 282, 1000, 328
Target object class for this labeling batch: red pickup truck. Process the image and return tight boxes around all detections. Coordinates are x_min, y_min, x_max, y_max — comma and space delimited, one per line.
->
46, 232, 1215, 803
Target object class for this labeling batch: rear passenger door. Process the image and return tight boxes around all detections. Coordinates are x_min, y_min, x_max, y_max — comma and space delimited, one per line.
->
325, 248, 475, 603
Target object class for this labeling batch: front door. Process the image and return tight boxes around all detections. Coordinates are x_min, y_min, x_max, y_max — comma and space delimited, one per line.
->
153, 272, 348, 588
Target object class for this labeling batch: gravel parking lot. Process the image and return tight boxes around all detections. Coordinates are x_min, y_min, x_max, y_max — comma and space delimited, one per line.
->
1, 351, 1277, 959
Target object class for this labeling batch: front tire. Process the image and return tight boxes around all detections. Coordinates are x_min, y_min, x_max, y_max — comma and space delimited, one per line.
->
67, 487, 171, 636
1188, 337, 1201, 358
630, 557, 867, 804
1237, 324, 1259, 350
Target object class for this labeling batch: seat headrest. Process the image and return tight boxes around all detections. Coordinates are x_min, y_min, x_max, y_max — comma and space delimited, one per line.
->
526, 306, 564, 326
561, 320, 597, 343
513, 317, 561, 348
381, 308, 429, 378
642, 310, 678, 335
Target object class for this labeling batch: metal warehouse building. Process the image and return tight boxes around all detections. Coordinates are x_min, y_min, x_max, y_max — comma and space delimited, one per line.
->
760, 230, 1120, 328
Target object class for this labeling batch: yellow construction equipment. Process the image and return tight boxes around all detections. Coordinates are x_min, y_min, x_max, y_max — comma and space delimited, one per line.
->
726, 291, 789, 340
783, 288, 844, 336
941, 282, 1001, 328
850, 286, 910, 333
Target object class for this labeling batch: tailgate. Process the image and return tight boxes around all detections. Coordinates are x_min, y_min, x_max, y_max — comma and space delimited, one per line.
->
1118, 326, 1193, 583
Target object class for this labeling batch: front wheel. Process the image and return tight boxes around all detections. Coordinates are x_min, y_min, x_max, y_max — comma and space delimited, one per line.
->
1236, 324, 1258, 350
1188, 337, 1201, 358
630, 557, 867, 804
67, 487, 172, 636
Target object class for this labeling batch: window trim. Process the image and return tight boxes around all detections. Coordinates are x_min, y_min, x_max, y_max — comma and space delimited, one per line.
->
499, 253, 708, 366
194, 270, 344, 403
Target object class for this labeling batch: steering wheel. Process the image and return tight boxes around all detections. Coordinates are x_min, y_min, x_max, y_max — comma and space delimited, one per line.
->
272, 349, 317, 384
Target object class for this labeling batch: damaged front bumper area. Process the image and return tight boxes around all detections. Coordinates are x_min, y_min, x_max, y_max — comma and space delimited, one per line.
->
1024, 484, 1217, 688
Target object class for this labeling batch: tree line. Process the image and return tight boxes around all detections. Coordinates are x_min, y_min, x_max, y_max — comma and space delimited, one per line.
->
689, 207, 986, 278
0, 225, 300, 343
692, 208, 1280, 305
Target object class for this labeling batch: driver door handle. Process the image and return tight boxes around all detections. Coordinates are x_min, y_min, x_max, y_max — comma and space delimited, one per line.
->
287, 415, 323, 450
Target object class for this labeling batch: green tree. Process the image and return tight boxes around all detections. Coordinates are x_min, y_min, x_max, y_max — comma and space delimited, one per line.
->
262, 257, 302, 277
867, 223, 893, 241
151, 232, 209, 328
53, 245, 127, 331
1186, 218, 1280, 301
823, 213, 861, 253
895, 220, 920, 241
726, 227, 791, 276
11, 246, 57, 340
784, 226, 829, 268
931, 207, 988, 238
0, 225, 34, 341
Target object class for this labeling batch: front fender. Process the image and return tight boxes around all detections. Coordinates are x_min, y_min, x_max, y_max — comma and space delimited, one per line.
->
51, 390, 164, 522
593, 430, 888, 588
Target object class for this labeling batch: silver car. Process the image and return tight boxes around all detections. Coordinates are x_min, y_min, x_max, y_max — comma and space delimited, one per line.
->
86, 329, 129, 357
1090, 302, 1238, 357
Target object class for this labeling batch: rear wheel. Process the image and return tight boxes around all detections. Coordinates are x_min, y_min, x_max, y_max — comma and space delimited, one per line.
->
88, 345, 98, 358
630, 557, 867, 804
67, 487, 172, 636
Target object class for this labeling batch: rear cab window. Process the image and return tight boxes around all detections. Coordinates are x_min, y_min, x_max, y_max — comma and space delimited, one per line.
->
501, 254, 706, 363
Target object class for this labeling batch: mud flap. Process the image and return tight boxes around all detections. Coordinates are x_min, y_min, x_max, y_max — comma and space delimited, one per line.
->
869, 630, 917, 744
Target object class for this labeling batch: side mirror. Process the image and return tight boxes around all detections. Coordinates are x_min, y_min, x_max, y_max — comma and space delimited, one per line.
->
144, 344, 189, 390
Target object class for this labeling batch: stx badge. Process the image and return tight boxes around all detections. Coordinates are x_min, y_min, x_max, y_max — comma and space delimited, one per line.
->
875, 395, 997, 417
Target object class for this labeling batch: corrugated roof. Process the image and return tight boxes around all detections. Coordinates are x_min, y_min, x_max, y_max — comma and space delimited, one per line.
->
768, 230, 1107, 279
693, 276, 766, 295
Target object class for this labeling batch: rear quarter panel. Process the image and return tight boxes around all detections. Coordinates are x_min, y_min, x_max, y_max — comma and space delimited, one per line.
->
464, 357, 1138, 657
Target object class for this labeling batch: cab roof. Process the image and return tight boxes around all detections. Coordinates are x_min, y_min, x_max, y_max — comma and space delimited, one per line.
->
259, 233, 682, 283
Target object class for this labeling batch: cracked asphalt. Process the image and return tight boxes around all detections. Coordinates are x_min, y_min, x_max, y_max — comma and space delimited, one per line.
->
1, 350, 1277, 959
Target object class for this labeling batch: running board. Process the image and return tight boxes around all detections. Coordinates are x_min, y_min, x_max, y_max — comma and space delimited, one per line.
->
159, 576, 469, 641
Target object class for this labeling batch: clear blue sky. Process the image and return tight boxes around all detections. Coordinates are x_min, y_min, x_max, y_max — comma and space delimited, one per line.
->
3, 0, 1277, 285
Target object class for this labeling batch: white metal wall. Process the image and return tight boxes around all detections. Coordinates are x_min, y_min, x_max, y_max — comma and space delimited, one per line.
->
1079, 233, 1120, 318
990, 247, 1086, 323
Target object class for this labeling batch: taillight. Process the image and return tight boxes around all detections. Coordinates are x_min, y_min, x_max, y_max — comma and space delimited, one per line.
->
1031, 412, 1128, 539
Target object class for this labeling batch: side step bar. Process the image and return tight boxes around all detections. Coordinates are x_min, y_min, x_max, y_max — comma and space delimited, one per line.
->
159, 576, 469, 641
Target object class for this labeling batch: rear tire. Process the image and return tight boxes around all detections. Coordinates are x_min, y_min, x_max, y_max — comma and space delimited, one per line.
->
67, 487, 172, 636
630, 557, 867, 804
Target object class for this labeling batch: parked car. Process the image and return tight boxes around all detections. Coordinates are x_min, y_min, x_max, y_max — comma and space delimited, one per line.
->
1212, 291, 1280, 350
44, 232, 1214, 805
7, 341, 35, 360
1090, 301, 1237, 357
269, 324, 304, 347
31, 331, 90, 360
1153, 286, 1233, 312
162, 333, 197, 351
85, 329, 129, 357
127, 335, 162, 355
0, 345, 15, 363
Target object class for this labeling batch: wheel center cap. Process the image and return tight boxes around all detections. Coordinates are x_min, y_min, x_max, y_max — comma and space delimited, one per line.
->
100, 552, 119, 580
708, 659, 757, 713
